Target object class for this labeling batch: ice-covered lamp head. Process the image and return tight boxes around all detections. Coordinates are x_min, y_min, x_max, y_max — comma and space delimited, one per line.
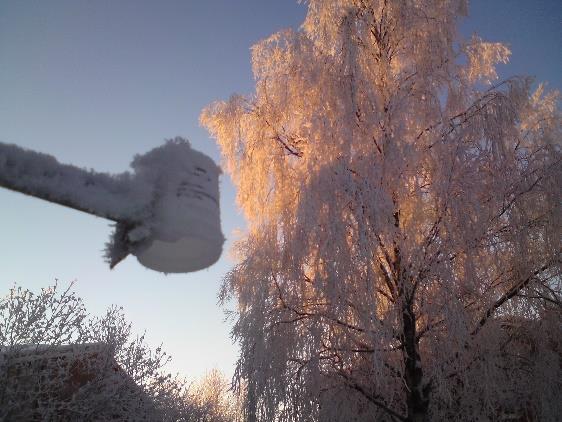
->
129, 139, 224, 273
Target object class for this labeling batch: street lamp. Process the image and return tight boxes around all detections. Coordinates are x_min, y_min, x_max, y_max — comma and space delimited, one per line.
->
0, 138, 224, 273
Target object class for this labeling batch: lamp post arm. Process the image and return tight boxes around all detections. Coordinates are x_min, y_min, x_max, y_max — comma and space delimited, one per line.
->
0, 142, 151, 223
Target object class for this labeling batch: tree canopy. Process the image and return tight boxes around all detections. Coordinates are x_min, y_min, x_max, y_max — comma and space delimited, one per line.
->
202, 1, 561, 421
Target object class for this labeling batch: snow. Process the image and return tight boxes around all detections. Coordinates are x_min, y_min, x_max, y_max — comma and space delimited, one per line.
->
0, 137, 224, 273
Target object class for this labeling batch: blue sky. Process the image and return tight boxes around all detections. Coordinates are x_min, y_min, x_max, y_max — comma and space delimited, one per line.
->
0, 1, 560, 380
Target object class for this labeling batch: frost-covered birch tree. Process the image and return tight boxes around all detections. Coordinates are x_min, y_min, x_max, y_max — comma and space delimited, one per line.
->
201, 1, 561, 421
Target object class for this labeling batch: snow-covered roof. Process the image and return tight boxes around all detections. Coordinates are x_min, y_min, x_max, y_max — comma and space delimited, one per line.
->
0, 342, 112, 364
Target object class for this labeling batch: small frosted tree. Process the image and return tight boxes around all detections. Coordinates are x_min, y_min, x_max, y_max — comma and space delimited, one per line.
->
202, 1, 561, 421
184, 369, 245, 422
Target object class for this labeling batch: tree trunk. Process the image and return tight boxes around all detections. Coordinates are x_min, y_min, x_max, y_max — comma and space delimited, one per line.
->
402, 305, 430, 422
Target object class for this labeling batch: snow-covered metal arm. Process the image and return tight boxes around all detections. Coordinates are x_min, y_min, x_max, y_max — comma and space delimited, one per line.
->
0, 138, 224, 274
0, 142, 147, 222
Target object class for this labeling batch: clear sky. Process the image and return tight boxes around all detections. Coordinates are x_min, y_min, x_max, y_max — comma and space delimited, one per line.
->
0, 1, 560, 381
